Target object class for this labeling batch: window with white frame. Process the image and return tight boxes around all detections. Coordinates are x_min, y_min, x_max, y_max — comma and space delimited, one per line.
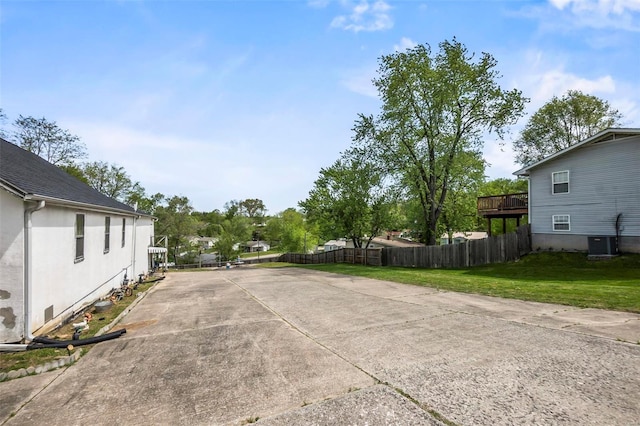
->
553, 215, 570, 231
104, 217, 111, 253
75, 214, 85, 262
552, 171, 569, 194
121, 218, 126, 247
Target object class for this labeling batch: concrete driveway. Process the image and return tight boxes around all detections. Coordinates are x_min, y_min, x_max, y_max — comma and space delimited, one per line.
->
2, 268, 639, 425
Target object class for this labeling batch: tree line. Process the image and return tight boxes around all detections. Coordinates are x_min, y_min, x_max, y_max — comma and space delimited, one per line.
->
1, 38, 623, 255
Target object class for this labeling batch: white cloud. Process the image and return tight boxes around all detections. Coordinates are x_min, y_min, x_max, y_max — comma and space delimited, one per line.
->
340, 66, 378, 98
545, 0, 640, 30
549, 0, 640, 14
331, 0, 393, 32
307, 0, 331, 7
483, 138, 520, 179
510, 50, 617, 110
64, 101, 353, 214
548, 0, 573, 9
393, 37, 417, 52
535, 70, 616, 103
341, 38, 418, 97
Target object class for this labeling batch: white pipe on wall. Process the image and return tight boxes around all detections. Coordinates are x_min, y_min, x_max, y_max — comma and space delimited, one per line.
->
24, 200, 45, 341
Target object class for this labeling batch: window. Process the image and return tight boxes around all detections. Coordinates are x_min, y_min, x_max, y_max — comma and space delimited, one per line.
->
104, 217, 111, 253
75, 214, 85, 262
552, 171, 569, 194
121, 218, 126, 247
553, 215, 570, 231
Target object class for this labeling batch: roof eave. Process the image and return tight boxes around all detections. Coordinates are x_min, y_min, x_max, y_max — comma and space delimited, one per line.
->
512, 127, 640, 176
23, 194, 150, 217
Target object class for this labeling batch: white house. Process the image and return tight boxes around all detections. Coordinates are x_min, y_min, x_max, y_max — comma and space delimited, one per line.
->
187, 236, 217, 249
440, 232, 488, 245
323, 239, 347, 252
244, 240, 270, 253
514, 128, 640, 254
0, 138, 157, 344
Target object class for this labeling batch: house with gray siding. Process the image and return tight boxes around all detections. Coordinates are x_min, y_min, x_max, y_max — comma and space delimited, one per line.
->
514, 128, 640, 254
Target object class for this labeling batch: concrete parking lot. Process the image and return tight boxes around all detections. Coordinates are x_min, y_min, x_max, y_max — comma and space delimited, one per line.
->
2, 267, 639, 425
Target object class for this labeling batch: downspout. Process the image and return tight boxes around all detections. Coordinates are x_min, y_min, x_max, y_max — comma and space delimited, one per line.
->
131, 203, 138, 280
1, 200, 50, 351
527, 177, 531, 223
24, 200, 46, 342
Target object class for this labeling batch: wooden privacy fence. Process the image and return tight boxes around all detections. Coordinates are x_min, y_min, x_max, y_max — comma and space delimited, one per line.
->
279, 247, 383, 266
383, 225, 531, 268
281, 225, 531, 269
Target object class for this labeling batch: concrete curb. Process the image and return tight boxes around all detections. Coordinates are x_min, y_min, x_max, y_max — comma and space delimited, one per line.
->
95, 288, 150, 336
0, 349, 83, 383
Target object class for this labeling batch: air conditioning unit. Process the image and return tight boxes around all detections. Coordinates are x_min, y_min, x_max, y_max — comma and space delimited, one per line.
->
587, 236, 618, 255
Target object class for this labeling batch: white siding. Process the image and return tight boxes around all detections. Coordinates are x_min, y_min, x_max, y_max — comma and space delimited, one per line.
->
0, 191, 25, 342
529, 136, 640, 251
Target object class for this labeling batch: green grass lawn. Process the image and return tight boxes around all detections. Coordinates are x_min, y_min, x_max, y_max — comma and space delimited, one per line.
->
293, 252, 640, 313
240, 249, 281, 259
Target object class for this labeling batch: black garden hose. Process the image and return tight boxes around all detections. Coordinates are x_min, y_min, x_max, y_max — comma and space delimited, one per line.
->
28, 329, 126, 349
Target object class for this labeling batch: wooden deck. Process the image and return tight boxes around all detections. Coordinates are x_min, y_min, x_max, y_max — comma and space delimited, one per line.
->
477, 192, 528, 217
477, 192, 528, 236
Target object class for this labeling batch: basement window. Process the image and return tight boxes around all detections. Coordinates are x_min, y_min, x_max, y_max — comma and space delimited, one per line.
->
553, 215, 570, 231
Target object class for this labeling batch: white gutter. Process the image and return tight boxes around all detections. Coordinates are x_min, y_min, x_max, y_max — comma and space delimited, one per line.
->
23, 194, 143, 218
131, 203, 138, 281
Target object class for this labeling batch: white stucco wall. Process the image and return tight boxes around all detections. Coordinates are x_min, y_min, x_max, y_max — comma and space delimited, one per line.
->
133, 216, 154, 278
28, 206, 155, 333
0, 191, 25, 343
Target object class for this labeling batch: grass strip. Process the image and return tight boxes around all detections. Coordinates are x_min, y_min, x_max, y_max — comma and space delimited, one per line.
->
292, 252, 640, 313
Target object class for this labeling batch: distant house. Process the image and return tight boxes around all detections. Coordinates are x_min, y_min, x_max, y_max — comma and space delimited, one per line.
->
0, 138, 157, 344
440, 232, 488, 245
368, 236, 424, 248
244, 241, 270, 253
323, 239, 347, 252
188, 236, 217, 249
514, 128, 640, 254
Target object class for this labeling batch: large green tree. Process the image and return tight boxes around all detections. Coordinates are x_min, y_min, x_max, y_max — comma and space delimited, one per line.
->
513, 90, 622, 166
0, 108, 7, 138
353, 39, 527, 245
213, 215, 252, 261
239, 198, 267, 223
126, 189, 165, 215
154, 196, 200, 264
192, 210, 226, 238
11, 115, 87, 166
262, 209, 318, 253
300, 150, 395, 248
81, 161, 139, 203
479, 177, 528, 197
439, 151, 485, 242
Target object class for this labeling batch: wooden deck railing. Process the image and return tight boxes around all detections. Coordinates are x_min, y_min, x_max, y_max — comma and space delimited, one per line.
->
477, 192, 528, 215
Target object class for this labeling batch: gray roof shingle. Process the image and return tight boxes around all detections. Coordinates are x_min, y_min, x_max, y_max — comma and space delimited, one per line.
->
0, 138, 136, 214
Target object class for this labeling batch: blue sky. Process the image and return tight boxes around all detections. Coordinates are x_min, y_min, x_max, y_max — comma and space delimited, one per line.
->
2, 0, 639, 214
